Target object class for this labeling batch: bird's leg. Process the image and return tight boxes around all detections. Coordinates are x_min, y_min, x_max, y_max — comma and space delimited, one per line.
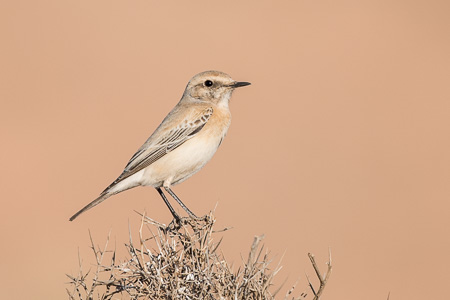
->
156, 187, 181, 222
164, 187, 199, 219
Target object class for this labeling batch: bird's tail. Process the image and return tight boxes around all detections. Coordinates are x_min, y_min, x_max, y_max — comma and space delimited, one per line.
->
69, 193, 112, 221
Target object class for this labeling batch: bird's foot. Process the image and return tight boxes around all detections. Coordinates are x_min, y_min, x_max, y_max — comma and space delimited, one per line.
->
165, 216, 189, 232
187, 212, 205, 221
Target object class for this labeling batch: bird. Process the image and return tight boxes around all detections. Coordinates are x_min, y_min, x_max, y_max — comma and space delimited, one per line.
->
69, 70, 250, 222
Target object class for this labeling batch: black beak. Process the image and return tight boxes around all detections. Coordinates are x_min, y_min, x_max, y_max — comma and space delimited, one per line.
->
231, 81, 251, 88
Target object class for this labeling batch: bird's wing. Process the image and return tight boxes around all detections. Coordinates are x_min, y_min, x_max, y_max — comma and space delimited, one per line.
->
102, 107, 213, 193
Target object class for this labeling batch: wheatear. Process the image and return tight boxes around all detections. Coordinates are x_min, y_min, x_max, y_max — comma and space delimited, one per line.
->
70, 71, 250, 221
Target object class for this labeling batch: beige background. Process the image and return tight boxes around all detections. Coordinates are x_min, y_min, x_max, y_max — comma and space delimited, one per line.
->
1, 0, 450, 299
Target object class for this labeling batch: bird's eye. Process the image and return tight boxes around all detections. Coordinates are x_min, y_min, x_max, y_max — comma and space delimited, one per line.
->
204, 80, 213, 87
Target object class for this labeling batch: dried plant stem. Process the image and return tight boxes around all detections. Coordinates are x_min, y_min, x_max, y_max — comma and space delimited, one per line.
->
306, 249, 332, 300
67, 211, 332, 300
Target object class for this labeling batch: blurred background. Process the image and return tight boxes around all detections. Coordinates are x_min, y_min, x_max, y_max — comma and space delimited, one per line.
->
1, 0, 449, 299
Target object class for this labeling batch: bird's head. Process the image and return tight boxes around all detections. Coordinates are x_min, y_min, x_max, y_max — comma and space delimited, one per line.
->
183, 70, 250, 106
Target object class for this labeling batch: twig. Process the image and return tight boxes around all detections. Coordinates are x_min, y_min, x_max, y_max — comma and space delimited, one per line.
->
67, 212, 323, 299
307, 248, 332, 300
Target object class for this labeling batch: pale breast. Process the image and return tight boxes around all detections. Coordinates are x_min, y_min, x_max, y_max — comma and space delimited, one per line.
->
141, 106, 231, 187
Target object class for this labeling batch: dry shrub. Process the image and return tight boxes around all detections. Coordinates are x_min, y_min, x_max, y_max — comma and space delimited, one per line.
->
67, 212, 331, 299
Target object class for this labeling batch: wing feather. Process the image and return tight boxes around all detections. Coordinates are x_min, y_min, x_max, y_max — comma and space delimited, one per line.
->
102, 107, 213, 193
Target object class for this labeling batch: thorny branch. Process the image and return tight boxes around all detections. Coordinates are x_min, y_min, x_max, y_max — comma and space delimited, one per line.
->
67, 212, 332, 299
305, 249, 332, 300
